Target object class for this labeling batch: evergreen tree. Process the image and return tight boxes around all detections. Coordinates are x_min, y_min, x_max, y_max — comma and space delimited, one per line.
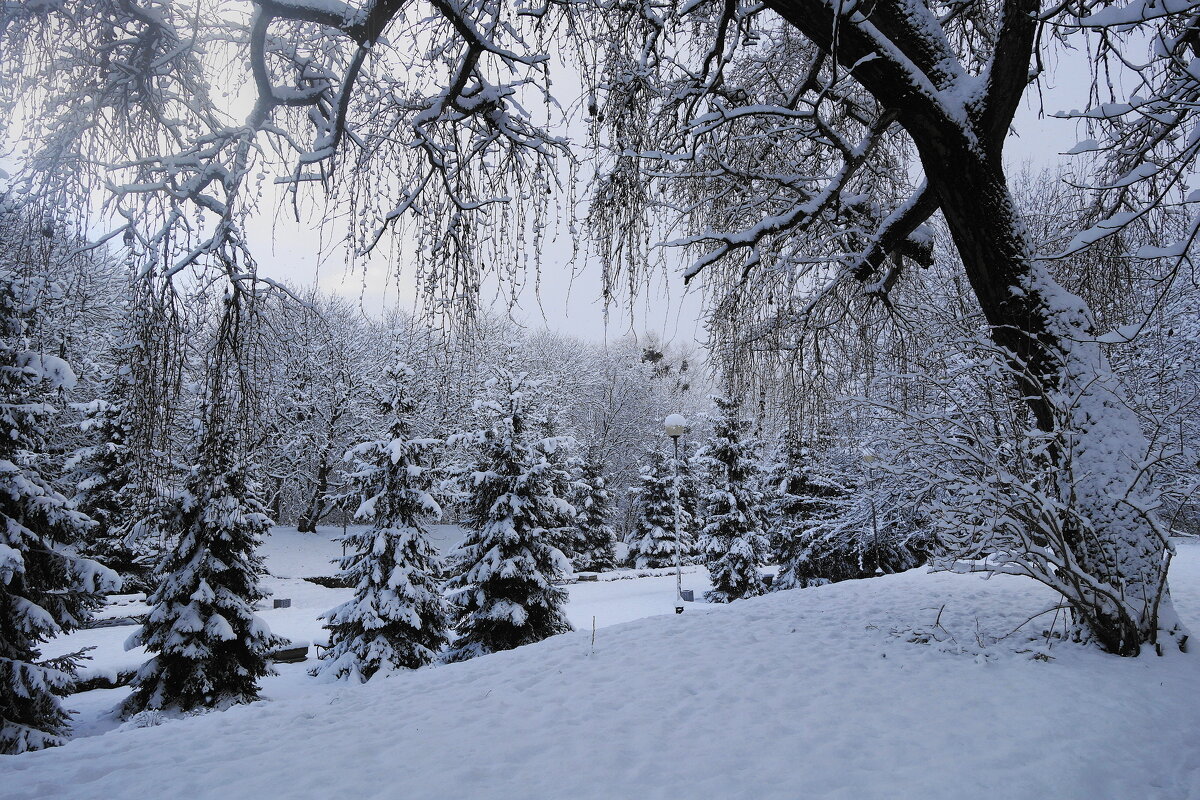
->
444, 369, 572, 662
571, 451, 617, 572
0, 270, 119, 754
766, 436, 845, 590
781, 447, 931, 586
697, 396, 768, 602
123, 293, 285, 716
70, 390, 162, 591
677, 441, 703, 560
534, 413, 580, 564
123, 414, 284, 715
314, 363, 452, 681
628, 447, 681, 570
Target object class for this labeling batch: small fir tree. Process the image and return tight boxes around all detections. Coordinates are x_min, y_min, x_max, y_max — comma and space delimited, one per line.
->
69, 283, 171, 588
628, 447, 681, 569
122, 407, 285, 715
571, 452, 617, 572
0, 270, 119, 754
70, 392, 161, 591
534, 414, 580, 563
444, 369, 572, 662
314, 364, 452, 681
697, 396, 769, 602
767, 437, 846, 590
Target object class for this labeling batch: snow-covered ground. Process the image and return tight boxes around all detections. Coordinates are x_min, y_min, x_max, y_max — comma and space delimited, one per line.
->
8, 530, 1200, 799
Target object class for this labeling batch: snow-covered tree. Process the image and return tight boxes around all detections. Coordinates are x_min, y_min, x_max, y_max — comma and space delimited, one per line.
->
571, 452, 617, 572
122, 293, 285, 716
122, 414, 284, 715
697, 396, 769, 603
5, 0, 1194, 655
0, 270, 119, 754
70, 353, 165, 592
765, 438, 846, 590
534, 413, 580, 564
314, 363, 452, 681
627, 447, 681, 570
444, 369, 572, 662
783, 450, 931, 588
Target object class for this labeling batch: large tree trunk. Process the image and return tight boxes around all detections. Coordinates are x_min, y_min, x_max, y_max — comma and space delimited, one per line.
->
763, 0, 1186, 654
921, 142, 1185, 655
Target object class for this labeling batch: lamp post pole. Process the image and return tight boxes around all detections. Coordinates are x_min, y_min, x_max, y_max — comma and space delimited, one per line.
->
864, 450, 883, 576
664, 414, 690, 614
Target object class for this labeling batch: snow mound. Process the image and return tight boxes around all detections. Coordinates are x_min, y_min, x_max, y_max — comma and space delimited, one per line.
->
7, 544, 1200, 799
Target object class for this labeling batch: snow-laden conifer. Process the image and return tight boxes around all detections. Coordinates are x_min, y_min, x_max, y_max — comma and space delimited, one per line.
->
534, 414, 580, 564
571, 452, 617, 572
627, 447, 680, 569
697, 396, 768, 602
0, 270, 119, 754
314, 363, 452, 681
444, 368, 572, 662
122, 405, 284, 715
765, 436, 843, 590
70, 383, 165, 592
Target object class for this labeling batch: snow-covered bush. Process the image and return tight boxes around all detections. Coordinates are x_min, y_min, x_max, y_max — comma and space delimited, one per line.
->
886, 333, 1184, 655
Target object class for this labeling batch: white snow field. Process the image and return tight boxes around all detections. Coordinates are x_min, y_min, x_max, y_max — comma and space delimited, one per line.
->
6, 530, 1200, 799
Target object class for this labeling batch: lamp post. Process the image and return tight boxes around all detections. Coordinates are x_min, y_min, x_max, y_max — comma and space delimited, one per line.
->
664, 414, 690, 614
863, 449, 884, 576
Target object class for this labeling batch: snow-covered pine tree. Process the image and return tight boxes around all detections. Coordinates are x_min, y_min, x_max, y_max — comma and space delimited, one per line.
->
571, 451, 617, 572
122, 294, 284, 716
534, 413, 580, 564
0, 269, 119, 754
678, 441, 704, 560
70, 384, 162, 591
766, 437, 848, 590
121, 412, 284, 714
628, 447, 680, 569
444, 368, 572, 662
314, 363, 452, 681
697, 396, 769, 602
774, 443, 931, 587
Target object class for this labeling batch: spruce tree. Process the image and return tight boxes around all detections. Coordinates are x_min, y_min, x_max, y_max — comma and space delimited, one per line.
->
0, 270, 119, 754
678, 442, 703, 560
123, 295, 285, 716
71, 391, 162, 592
628, 447, 680, 569
69, 281, 171, 590
534, 414, 580, 563
314, 363, 452, 681
444, 369, 572, 662
697, 396, 769, 602
767, 436, 844, 590
572, 452, 617, 572
123, 413, 284, 715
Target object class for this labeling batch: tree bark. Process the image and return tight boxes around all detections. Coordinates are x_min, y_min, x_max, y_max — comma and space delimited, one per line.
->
762, 0, 1186, 653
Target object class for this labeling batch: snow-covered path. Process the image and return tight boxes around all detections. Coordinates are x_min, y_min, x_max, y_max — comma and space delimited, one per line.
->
7, 538, 1200, 799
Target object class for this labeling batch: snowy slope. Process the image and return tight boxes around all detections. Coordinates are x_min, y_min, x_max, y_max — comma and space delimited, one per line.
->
8, 540, 1200, 799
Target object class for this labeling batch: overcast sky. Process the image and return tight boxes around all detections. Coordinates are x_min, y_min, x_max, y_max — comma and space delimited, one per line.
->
246, 49, 1100, 349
